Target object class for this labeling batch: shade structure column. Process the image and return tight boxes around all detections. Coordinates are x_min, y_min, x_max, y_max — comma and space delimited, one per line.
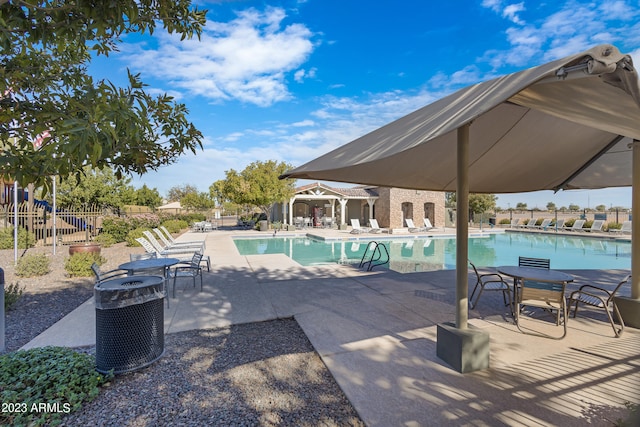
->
456, 124, 469, 329
436, 123, 489, 374
633, 140, 640, 300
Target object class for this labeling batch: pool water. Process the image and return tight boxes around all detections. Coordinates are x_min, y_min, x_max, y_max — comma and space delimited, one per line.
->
233, 233, 631, 272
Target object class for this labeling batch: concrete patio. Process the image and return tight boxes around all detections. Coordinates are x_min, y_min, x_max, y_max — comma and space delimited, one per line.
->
24, 228, 640, 426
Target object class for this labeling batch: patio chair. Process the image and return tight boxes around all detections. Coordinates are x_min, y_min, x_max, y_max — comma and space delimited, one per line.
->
169, 252, 204, 298
368, 218, 389, 233
516, 280, 568, 339
130, 252, 158, 261
469, 260, 511, 310
519, 256, 550, 269
405, 218, 426, 232
568, 274, 629, 337
91, 263, 127, 285
510, 218, 520, 228
350, 219, 369, 234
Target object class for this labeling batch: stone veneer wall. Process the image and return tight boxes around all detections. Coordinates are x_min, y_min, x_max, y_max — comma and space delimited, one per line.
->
375, 187, 445, 229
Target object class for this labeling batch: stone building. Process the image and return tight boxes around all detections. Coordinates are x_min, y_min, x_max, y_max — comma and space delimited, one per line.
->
273, 182, 445, 230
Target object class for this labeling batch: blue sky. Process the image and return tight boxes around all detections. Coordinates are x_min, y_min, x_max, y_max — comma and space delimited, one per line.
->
89, 0, 640, 209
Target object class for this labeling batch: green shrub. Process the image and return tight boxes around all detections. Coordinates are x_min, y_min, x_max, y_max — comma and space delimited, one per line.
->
608, 222, 622, 231
564, 218, 576, 227
3, 283, 24, 311
100, 216, 131, 242
0, 346, 112, 426
162, 219, 188, 234
16, 254, 50, 277
499, 218, 511, 225
128, 213, 161, 230
126, 227, 150, 247
64, 253, 106, 277
93, 232, 117, 247
0, 227, 36, 249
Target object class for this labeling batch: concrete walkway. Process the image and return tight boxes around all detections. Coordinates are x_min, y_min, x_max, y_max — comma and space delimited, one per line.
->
24, 228, 640, 426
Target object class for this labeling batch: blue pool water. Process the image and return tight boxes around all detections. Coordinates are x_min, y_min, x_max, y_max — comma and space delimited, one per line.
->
233, 233, 631, 271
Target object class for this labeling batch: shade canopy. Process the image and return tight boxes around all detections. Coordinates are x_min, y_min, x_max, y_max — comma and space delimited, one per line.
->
282, 45, 640, 193
281, 44, 640, 332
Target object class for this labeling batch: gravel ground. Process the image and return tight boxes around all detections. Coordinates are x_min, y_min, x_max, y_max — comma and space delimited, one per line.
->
1, 243, 365, 426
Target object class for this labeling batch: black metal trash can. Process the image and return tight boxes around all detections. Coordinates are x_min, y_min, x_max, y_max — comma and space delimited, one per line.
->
95, 275, 165, 374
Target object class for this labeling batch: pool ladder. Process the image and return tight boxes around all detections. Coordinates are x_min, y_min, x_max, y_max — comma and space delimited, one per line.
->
359, 241, 390, 271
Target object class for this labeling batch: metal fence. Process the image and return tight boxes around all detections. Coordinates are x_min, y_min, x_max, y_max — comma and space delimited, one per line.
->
0, 202, 105, 245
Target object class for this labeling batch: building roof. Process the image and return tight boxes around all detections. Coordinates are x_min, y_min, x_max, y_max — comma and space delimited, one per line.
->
295, 182, 378, 198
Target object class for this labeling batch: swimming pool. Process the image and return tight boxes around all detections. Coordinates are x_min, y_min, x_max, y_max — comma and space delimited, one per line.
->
233, 233, 631, 272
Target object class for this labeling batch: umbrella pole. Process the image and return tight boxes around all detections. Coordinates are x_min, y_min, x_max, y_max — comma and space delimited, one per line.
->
456, 124, 470, 329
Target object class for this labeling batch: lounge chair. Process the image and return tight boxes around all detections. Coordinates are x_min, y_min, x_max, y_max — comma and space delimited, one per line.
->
405, 218, 426, 233
583, 219, 605, 232
350, 219, 369, 234
563, 219, 585, 232
535, 219, 552, 230
422, 218, 436, 231
153, 228, 205, 251
518, 218, 536, 228
369, 218, 389, 233
610, 220, 632, 234
568, 274, 629, 337
553, 219, 565, 231
510, 218, 520, 228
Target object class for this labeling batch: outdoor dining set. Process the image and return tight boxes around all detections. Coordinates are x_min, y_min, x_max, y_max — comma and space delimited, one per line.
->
92, 226, 209, 305
469, 257, 629, 339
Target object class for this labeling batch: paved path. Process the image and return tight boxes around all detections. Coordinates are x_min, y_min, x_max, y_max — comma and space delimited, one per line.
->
24, 228, 640, 426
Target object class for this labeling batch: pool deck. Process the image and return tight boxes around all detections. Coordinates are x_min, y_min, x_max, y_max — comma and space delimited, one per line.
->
23, 226, 639, 426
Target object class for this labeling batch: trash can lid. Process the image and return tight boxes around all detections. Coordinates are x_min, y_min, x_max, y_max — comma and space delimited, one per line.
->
95, 275, 164, 309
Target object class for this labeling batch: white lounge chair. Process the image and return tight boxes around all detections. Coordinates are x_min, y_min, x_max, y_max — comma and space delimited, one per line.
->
564, 219, 586, 231
583, 219, 605, 232
510, 218, 520, 228
518, 218, 536, 228
350, 219, 369, 234
405, 218, 426, 232
553, 219, 565, 231
610, 220, 632, 234
423, 218, 435, 231
535, 219, 552, 230
369, 218, 389, 233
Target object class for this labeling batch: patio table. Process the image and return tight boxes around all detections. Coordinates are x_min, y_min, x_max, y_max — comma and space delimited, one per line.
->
497, 265, 574, 315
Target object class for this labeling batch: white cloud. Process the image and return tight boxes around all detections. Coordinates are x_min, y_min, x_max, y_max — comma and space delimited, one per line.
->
481, 0, 526, 24
121, 7, 315, 106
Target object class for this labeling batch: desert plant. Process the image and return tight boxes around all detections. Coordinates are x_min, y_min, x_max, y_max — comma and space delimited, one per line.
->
162, 219, 188, 234
16, 254, 50, 277
100, 216, 131, 242
0, 227, 36, 250
0, 346, 112, 426
93, 232, 117, 247
608, 222, 622, 231
499, 218, 511, 225
3, 283, 24, 311
65, 252, 106, 277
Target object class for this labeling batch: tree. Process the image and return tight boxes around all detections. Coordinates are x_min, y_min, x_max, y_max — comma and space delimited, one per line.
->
468, 194, 497, 215
546, 202, 556, 211
221, 160, 296, 219
134, 184, 163, 208
181, 191, 214, 210
595, 204, 606, 212
0, 1, 207, 192
568, 203, 580, 212
516, 202, 528, 210
166, 184, 199, 202
50, 167, 135, 210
